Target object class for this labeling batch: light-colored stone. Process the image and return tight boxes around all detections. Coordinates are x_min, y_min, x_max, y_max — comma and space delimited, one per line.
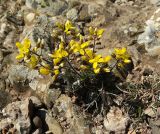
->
55, 94, 73, 118
25, 13, 36, 25
8, 64, 44, 90
138, 8, 160, 57
103, 106, 129, 133
0, 98, 34, 133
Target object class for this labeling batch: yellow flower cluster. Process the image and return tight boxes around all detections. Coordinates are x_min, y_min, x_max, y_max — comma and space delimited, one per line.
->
113, 47, 131, 67
16, 38, 31, 60
16, 38, 39, 69
16, 20, 131, 81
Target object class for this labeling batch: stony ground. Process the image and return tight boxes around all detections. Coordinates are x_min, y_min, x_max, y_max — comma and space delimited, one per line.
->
0, 0, 160, 134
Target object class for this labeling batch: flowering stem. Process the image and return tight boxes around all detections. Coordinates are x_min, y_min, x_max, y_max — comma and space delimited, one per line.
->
110, 60, 119, 71
93, 36, 96, 53
65, 57, 81, 77
31, 51, 52, 64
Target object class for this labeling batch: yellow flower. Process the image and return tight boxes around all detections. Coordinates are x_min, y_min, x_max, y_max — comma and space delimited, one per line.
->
103, 56, 111, 63
89, 27, 104, 38
72, 41, 90, 55
64, 20, 75, 34
81, 55, 87, 61
54, 69, 60, 75
39, 67, 50, 75
53, 69, 60, 81
94, 68, 100, 74
49, 46, 68, 65
85, 49, 94, 59
16, 38, 31, 60
97, 29, 104, 38
89, 55, 104, 69
103, 68, 110, 72
50, 48, 68, 59
16, 53, 25, 60
114, 47, 127, 55
27, 55, 38, 68
114, 47, 131, 63
76, 33, 84, 41
81, 49, 94, 61
53, 58, 61, 66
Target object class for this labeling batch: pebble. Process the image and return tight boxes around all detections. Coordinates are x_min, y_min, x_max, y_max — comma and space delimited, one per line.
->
25, 13, 35, 25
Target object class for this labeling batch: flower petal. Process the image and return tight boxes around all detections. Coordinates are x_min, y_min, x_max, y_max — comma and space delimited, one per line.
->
23, 38, 31, 49
16, 42, 23, 48
39, 67, 50, 75
93, 62, 98, 69
16, 53, 24, 60
85, 49, 93, 59
54, 58, 61, 65
94, 68, 100, 74
124, 59, 131, 63
81, 41, 90, 48
103, 68, 110, 72
79, 49, 85, 55
103, 56, 111, 62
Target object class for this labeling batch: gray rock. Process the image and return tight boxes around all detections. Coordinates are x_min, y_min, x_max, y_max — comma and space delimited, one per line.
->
8, 65, 40, 86
26, 0, 68, 16
138, 8, 160, 58
8, 65, 29, 85
0, 98, 34, 133
79, 4, 91, 22
44, 88, 61, 107
88, 3, 102, 17
138, 20, 156, 45
25, 0, 49, 9
66, 8, 78, 21
8, 65, 41, 93
49, 0, 68, 16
